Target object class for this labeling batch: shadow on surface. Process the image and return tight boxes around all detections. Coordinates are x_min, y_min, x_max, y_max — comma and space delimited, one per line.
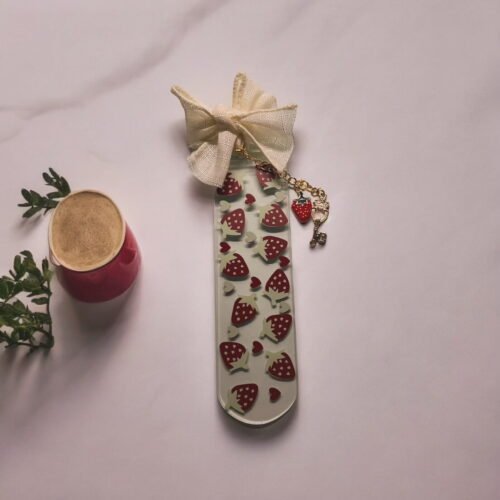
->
0, 276, 141, 431
65, 279, 138, 334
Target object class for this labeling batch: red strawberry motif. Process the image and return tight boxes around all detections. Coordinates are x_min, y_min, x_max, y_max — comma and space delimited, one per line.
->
219, 342, 249, 373
260, 313, 292, 343
259, 204, 288, 230
219, 242, 230, 253
269, 387, 281, 402
225, 383, 258, 414
220, 252, 249, 280
265, 351, 296, 381
256, 167, 281, 191
279, 255, 290, 268
252, 341, 263, 355
250, 276, 261, 290
255, 236, 288, 262
220, 208, 245, 239
263, 269, 290, 307
245, 193, 256, 206
216, 172, 242, 198
231, 295, 259, 326
291, 195, 312, 223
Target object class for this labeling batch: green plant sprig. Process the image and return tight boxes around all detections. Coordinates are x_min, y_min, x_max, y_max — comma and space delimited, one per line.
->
0, 251, 54, 352
18, 168, 71, 218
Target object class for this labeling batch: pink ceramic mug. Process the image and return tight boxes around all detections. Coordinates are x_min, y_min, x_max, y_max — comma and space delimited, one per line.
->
48, 190, 140, 303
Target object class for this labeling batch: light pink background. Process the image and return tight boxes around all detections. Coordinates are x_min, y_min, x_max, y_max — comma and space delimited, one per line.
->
1, 1, 499, 499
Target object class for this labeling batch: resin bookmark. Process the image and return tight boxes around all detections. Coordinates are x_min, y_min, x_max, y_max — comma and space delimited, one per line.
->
215, 161, 297, 426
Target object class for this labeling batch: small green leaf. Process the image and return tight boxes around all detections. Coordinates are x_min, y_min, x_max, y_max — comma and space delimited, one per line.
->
12, 299, 27, 313
29, 190, 42, 203
48, 168, 60, 181
13, 255, 22, 275
21, 189, 32, 202
22, 277, 39, 292
60, 177, 71, 195
0, 281, 8, 299
33, 312, 51, 323
3, 279, 15, 295
23, 206, 42, 218
47, 191, 63, 199
32, 297, 49, 305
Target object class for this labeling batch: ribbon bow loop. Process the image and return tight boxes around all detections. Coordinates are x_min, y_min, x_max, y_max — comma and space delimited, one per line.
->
171, 73, 297, 187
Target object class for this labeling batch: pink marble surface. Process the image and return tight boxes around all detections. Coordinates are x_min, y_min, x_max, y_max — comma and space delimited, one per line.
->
0, 1, 499, 499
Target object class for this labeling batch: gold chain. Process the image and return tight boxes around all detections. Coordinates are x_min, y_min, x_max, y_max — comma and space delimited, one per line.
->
234, 145, 330, 248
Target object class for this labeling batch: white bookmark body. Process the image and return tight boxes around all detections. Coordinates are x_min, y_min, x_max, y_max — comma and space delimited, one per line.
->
214, 161, 298, 426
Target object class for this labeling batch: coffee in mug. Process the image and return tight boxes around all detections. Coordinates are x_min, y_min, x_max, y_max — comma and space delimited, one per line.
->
49, 190, 140, 302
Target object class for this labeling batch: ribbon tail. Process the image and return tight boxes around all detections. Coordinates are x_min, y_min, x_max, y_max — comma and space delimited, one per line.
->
187, 131, 237, 187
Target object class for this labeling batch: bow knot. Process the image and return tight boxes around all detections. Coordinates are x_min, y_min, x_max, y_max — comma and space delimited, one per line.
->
171, 73, 297, 187
211, 105, 240, 134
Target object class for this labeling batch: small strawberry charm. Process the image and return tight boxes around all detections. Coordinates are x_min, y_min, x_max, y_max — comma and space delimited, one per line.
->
259, 203, 288, 230
255, 236, 288, 262
291, 195, 312, 224
265, 351, 296, 381
219, 342, 249, 373
220, 252, 249, 280
231, 295, 259, 326
269, 387, 281, 402
220, 208, 245, 239
250, 276, 261, 290
216, 172, 242, 198
225, 383, 259, 414
256, 167, 281, 192
263, 269, 290, 307
252, 340, 263, 355
260, 313, 292, 343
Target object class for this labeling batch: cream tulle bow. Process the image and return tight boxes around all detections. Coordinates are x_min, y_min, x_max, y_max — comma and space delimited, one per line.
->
171, 73, 297, 187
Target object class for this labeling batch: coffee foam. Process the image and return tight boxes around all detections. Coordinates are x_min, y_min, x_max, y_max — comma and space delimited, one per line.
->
50, 191, 125, 272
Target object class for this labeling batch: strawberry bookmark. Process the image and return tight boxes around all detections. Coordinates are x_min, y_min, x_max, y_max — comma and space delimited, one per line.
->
172, 73, 330, 426
214, 163, 298, 425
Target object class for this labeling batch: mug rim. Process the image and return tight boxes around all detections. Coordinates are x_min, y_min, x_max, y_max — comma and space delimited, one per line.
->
48, 189, 126, 273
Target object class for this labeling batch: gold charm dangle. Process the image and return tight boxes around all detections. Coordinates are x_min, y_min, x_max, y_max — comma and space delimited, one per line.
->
235, 145, 330, 248
278, 172, 330, 248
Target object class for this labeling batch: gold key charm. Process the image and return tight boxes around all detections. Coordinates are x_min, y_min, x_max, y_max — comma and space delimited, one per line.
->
309, 198, 329, 248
